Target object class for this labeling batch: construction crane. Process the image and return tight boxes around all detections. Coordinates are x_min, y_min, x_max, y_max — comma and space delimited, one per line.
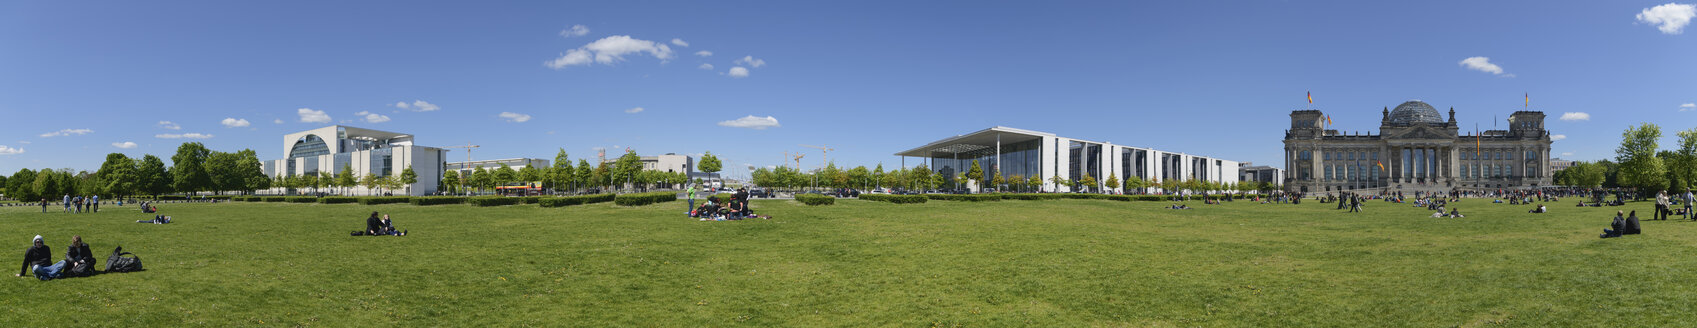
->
442, 143, 480, 193
801, 144, 833, 170
792, 153, 805, 171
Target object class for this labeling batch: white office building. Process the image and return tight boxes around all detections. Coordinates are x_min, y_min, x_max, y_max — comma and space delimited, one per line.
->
896, 126, 1241, 193
262, 125, 446, 196
447, 158, 551, 176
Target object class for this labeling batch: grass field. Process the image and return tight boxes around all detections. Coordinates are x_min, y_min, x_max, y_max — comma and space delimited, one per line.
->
4, 197, 1697, 326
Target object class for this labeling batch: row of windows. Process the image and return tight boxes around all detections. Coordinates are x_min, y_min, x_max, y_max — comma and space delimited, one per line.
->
1324, 164, 1381, 181
1322, 151, 1380, 161
1459, 150, 1540, 161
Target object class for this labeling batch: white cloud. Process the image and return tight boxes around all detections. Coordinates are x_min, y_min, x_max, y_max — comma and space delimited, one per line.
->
1638, 3, 1696, 34
1560, 112, 1590, 121
157, 121, 181, 130
297, 108, 331, 123
273, 119, 284, 124
407, 100, 440, 112
728, 66, 749, 78
561, 24, 590, 37
717, 115, 780, 129
698, 63, 714, 70
393, 101, 409, 109
695, 50, 713, 57
1551, 134, 1567, 141
734, 55, 766, 68
1562, 152, 1574, 156
155, 133, 213, 139
355, 111, 391, 123
625, 107, 645, 114
671, 38, 689, 47
499, 112, 532, 123
1458, 57, 1506, 75
0, 145, 23, 155
1681, 103, 1696, 112
221, 117, 251, 128
545, 35, 675, 69
112, 141, 138, 149
39, 128, 93, 138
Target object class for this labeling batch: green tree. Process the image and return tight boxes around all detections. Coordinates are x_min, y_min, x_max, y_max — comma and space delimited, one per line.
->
441, 170, 461, 194
699, 151, 723, 187
204, 151, 242, 195
318, 171, 334, 195
848, 166, 870, 190
360, 173, 380, 196
872, 164, 886, 189
615, 150, 642, 191
1079, 173, 1098, 193
400, 165, 419, 195
337, 163, 357, 196
1124, 175, 1146, 194
471, 168, 495, 193
1050, 174, 1067, 192
136, 155, 170, 199
235, 150, 269, 194
575, 159, 594, 193
966, 160, 984, 189
1617, 123, 1668, 198
551, 148, 572, 191
1104, 173, 1119, 194
495, 164, 517, 187
97, 153, 139, 198
170, 142, 212, 195
36, 169, 64, 200
7, 168, 38, 202
991, 170, 1006, 192
518, 165, 541, 184
1669, 128, 1697, 192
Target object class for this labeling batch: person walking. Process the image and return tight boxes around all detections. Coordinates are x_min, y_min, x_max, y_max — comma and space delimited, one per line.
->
1684, 190, 1694, 220
61, 194, 70, 213
91, 195, 99, 213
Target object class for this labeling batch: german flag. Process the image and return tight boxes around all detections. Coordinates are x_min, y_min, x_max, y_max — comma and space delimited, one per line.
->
1308, 91, 1313, 104
1376, 161, 1385, 172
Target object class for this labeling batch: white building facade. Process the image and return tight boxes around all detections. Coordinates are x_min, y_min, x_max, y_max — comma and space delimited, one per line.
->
262, 126, 446, 196
447, 158, 551, 176
896, 126, 1241, 193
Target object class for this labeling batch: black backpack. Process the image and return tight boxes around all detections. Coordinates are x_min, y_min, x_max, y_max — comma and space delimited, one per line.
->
106, 246, 143, 273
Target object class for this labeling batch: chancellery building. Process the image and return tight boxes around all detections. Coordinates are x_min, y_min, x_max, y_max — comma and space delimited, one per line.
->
1283, 100, 1553, 194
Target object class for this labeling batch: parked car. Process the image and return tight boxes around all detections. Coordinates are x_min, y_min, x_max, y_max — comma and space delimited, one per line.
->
748, 188, 773, 198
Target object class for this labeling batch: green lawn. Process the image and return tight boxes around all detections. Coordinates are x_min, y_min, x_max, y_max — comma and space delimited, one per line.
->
3, 197, 1696, 326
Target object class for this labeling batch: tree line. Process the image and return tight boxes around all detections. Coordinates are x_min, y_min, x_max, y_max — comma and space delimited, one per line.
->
438, 148, 694, 195
746, 159, 1280, 194
1554, 123, 1697, 199
2, 142, 271, 201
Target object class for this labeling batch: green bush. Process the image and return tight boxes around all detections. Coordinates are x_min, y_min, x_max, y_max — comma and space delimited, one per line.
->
467, 196, 523, 206
1000, 193, 1064, 200
522, 196, 541, 204
317, 196, 359, 204
615, 191, 680, 206
859, 194, 928, 204
925, 194, 1002, 202
284, 196, 317, 203
262, 196, 286, 202
410, 196, 466, 206
795, 194, 834, 206
539, 193, 616, 207
356, 197, 411, 205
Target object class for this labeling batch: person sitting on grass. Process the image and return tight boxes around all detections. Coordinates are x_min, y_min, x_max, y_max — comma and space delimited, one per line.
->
1624, 210, 1641, 235
365, 212, 384, 236
1430, 210, 1445, 218
135, 215, 172, 224
1447, 208, 1464, 218
16, 235, 50, 279
1601, 211, 1626, 238
727, 201, 745, 220
697, 200, 721, 221
378, 214, 405, 236
1529, 204, 1547, 214
64, 235, 94, 277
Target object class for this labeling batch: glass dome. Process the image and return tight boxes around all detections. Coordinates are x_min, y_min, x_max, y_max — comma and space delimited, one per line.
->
1388, 100, 1443, 124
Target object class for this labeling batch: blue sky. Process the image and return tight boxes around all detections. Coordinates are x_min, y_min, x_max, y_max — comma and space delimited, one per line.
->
3, 1, 1696, 179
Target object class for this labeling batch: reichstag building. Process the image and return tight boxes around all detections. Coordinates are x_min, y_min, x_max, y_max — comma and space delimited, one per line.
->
1282, 100, 1554, 193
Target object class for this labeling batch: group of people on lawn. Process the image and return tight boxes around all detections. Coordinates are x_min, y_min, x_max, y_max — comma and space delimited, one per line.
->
687, 185, 768, 221
16, 235, 95, 281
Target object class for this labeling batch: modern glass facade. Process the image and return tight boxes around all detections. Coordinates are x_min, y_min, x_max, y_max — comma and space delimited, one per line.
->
928, 139, 1043, 188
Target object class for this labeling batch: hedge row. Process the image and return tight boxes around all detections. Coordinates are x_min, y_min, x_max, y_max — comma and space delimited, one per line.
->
410, 196, 467, 206
317, 196, 359, 204
925, 194, 1003, 202
615, 191, 680, 206
467, 196, 524, 207
285, 196, 318, 203
859, 194, 928, 204
539, 193, 616, 207
357, 197, 411, 205
705, 193, 736, 204
795, 194, 834, 206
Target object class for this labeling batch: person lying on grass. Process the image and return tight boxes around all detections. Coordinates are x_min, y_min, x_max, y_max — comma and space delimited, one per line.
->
136, 215, 172, 224
1168, 203, 1191, 210
1448, 208, 1464, 218
1529, 205, 1547, 214
16, 235, 50, 278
